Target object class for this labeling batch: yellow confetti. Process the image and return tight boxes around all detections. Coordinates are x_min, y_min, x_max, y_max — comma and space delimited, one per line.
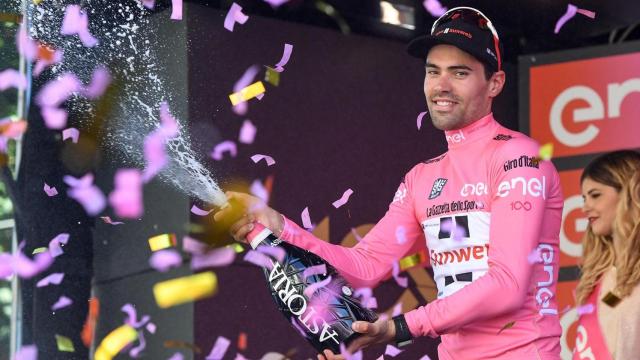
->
230, 243, 244, 253
264, 67, 280, 87
497, 321, 516, 334
32, 247, 48, 254
399, 249, 428, 271
539, 143, 554, 161
229, 81, 266, 106
148, 233, 177, 251
33, 0, 43, 5
153, 272, 218, 308
55, 334, 75, 352
94, 325, 138, 360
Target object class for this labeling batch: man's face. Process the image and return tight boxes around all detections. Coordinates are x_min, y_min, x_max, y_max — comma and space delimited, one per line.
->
424, 44, 502, 131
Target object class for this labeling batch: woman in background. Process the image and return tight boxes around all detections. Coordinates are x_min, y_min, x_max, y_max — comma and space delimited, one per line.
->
574, 149, 640, 360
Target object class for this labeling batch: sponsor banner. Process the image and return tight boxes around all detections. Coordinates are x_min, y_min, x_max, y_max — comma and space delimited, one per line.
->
559, 169, 587, 267
529, 52, 640, 157
558, 280, 580, 359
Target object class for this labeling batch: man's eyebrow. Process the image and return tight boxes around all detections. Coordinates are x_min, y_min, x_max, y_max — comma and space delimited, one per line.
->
424, 63, 473, 71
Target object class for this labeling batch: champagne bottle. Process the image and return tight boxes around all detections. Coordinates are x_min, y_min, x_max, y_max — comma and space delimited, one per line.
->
246, 222, 378, 353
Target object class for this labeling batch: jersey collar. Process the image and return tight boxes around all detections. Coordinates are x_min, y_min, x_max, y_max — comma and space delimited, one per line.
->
444, 113, 497, 149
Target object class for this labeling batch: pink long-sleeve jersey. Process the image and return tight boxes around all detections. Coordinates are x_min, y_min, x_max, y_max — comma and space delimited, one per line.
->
279, 114, 564, 359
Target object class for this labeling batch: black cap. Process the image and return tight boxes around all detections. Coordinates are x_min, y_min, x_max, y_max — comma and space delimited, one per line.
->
407, 9, 503, 73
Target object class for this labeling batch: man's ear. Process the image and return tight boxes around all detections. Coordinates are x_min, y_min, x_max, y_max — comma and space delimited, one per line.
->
488, 70, 506, 98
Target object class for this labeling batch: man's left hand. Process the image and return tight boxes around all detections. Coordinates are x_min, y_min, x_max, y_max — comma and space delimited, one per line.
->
316, 317, 396, 360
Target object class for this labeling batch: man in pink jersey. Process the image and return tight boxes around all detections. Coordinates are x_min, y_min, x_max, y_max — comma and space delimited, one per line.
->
216, 7, 563, 360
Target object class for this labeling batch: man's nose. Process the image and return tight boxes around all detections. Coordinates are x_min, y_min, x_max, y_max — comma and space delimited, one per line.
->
433, 74, 452, 93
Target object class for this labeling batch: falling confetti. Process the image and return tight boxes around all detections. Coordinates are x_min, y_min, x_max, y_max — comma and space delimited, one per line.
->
238, 120, 257, 144
149, 249, 183, 272
62, 127, 79, 143
332, 188, 354, 208
497, 321, 516, 334
210, 140, 237, 161
153, 272, 218, 308
229, 81, 266, 106
223, 3, 249, 32
60, 5, 99, 47
539, 142, 553, 161
36, 272, 65, 287
205, 336, 231, 360
148, 234, 177, 251
171, 0, 183, 20
422, 0, 447, 17
301, 206, 313, 229
416, 111, 428, 130
44, 182, 58, 196
554, 4, 596, 34
109, 169, 143, 218
250, 153, 275, 166
94, 325, 138, 360
273, 44, 293, 72
52, 295, 73, 311
55, 334, 75, 352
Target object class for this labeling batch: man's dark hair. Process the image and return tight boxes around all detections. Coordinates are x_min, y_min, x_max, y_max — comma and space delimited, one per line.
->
482, 61, 495, 81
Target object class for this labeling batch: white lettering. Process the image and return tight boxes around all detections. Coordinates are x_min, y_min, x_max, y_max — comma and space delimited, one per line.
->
535, 244, 557, 316
319, 322, 340, 343
445, 130, 466, 144
460, 182, 488, 197
496, 176, 547, 199
550, 86, 603, 147
575, 325, 596, 360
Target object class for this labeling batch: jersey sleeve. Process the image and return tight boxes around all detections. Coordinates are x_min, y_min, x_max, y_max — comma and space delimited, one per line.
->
405, 138, 561, 338
279, 165, 425, 289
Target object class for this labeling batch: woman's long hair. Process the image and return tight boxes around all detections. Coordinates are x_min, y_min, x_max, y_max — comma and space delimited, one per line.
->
575, 150, 640, 305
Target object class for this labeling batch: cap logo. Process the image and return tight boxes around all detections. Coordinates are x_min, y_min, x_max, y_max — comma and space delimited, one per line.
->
436, 27, 472, 39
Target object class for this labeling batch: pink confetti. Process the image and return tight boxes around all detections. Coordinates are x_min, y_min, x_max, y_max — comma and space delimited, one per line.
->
395, 226, 407, 244
48, 233, 69, 258
122, 303, 150, 329
64, 173, 107, 216
223, 3, 249, 32
109, 169, 143, 218
14, 345, 37, 360
385, 344, 403, 357
170, 0, 183, 20
36, 272, 64, 287
274, 44, 293, 72
332, 188, 354, 208
234, 354, 248, 360
142, 102, 179, 182
440, 218, 466, 241
210, 141, 237, 161
37, 73, 81, 108
243, 250, 274, 269
555, 4, 595, 34
52, 295, 73, 311
16, 26, 38, 61
232, 65, 259, 115
149, 249, 182, 272
351, 228, 363, 242
62, 127, 79, 143
263, 0, 290, 8
250, 154, 275, 166
140, 0, 155, 9
577, 303, 595, 315
255, 93, 265, 100
4, 248, 54, 279
303, 275, 332, 298
100, 216, 124, 225
392, 302, 402, 317
257, 244, 286, 263
33, 47, 64, 77
392, 262, 408, 288
301, 207, 313, 229
527, 248, 542, 264
249, 179, 269, 203
206, 336, 231, 360
82, 66, 111, 99
146, 322, 156, 334
354, 287, 377, 309
419, 356, 432, 360
340, 343, 363, 360
422, 0, 447, 17
191, 247, 236, 270
41, 107, 68, 130
60, 5, 99, 47
416, 111, 428, 130
191, 204, 213, 216
129, 330, 146, 357
0, 117, 27, 139
44, 182, 58, 197
238, 120, 257, 144
182, 236, 207, 255
0, 69, 27, 91
168, 353, 184, 360
302, 264, 326, 282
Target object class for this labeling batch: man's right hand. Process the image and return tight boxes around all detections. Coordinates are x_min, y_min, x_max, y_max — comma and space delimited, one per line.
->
213, 191, 285, 243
